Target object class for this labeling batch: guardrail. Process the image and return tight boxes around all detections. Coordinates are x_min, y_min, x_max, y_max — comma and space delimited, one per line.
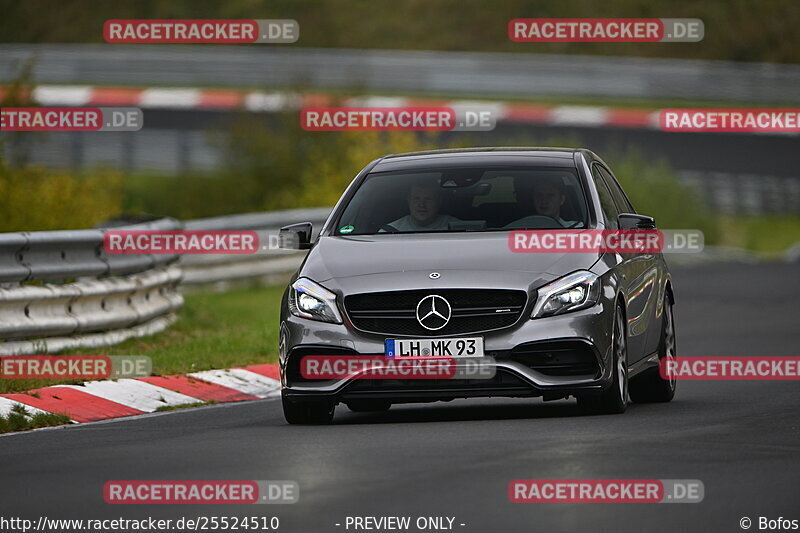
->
180, 207, 330, 287
0, 208, 330, 355
2, 44, 800, 103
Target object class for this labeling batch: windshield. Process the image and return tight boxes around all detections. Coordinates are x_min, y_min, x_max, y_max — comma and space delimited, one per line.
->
334, 166, 588, 235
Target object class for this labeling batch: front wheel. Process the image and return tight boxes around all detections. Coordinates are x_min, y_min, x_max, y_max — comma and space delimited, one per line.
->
282, 393, 335, 425
630, 293, 677, 403
578, 305, 628, 414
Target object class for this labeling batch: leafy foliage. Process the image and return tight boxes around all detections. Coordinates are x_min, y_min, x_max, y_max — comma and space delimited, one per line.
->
1, 0, 798, 63
0, 157, 123, 232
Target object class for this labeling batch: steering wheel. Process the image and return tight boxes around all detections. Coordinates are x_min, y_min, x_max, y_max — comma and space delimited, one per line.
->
510, 215, 565, 230
379, 224, 399, 233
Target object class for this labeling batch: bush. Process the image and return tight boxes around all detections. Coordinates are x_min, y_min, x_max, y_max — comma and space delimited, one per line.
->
2, 0, 799, 64
277, 130, 454, 209
0, 157, 124, 232
604, 150, 720, 242
222, 114, 457, 210
123, 115, 461, 218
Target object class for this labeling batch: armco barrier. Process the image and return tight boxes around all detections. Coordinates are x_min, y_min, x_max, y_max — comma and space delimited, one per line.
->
0, 208, 330, 355
180, 207, 330, 286
2, 45, 799, 103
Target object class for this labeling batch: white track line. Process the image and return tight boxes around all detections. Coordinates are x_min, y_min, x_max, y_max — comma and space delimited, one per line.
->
53, 380, 201, 412
188, 368, 281, 398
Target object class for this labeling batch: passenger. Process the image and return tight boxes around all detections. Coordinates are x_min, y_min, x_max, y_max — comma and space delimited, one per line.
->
506, 176, 583, 228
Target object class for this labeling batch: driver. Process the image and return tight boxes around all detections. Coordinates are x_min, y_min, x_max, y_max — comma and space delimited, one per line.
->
383, 178, 461, 232
505, 176, 583, 228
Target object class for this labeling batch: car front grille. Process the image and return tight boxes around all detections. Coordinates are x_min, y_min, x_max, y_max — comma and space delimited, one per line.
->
344, 289, 528, 336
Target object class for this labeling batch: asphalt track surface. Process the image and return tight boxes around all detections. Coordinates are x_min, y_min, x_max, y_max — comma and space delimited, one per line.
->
1, 262, 799, 532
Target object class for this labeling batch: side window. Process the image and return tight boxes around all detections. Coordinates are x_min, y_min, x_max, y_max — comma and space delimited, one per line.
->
598, 166, 635, 214
591, 165, 620, 229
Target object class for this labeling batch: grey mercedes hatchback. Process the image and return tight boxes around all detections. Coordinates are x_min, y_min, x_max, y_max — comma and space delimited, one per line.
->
278, 148, 676, 424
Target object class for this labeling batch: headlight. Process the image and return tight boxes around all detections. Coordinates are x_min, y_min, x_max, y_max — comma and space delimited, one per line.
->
288, 278, 343, 324
531, 271, 601, 318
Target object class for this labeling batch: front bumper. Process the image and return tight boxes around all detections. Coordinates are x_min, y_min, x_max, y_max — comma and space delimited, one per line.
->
280, 297, 616, 404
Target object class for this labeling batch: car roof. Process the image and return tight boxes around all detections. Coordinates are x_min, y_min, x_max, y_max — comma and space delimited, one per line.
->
372, 147, 587, 172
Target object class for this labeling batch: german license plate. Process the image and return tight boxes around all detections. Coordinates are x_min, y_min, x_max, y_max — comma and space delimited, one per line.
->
385, 337, 484, 357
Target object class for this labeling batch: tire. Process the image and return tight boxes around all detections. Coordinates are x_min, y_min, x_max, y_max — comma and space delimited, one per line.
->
630, 293, 677, 403
282, 393, 335, 425
578, 305, 628, 414
346, 400, 392, 412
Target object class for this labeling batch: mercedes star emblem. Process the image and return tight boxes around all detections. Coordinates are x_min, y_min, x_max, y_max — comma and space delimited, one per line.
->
429, 272, 441, 279
416, 294, 452, 331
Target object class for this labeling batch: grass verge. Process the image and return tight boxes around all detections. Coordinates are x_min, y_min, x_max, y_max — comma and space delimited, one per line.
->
717, 215, 800, 255
0, 405, 71, 434
155, 401, 216, 413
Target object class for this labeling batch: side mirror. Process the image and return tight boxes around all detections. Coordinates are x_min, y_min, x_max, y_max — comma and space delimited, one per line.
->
279, 222, 313, 250
618, 213, 656, 230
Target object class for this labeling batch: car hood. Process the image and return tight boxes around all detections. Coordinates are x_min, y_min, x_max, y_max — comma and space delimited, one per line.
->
299, 233, 600, 293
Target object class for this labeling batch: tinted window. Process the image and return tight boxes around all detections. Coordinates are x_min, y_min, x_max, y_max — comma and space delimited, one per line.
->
335, 166, 588, 235
598, 165, 635, 213
590, 164, 620, 229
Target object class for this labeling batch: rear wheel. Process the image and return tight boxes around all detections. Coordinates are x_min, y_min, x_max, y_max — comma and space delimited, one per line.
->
630, 293, 677, 403
346, 399, 392, 412
282, 393, 335, 425
578, 305, 628, 414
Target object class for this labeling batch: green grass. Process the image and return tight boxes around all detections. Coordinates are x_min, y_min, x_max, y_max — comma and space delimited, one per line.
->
80, 284, 285, 374
0, 378, 85, 398
0, 284, 285, 395
155, 401, 216, 413
0, 405, 72, 434
718, 215, 800, 255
